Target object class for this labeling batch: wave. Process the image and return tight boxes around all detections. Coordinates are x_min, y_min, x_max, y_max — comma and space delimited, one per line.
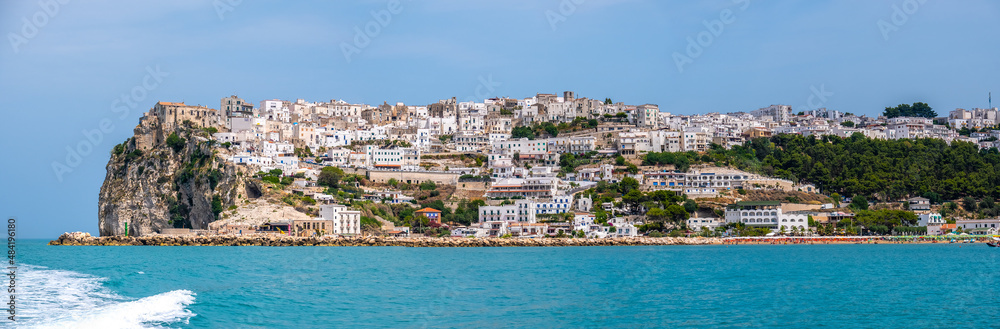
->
12, 265, 195, 329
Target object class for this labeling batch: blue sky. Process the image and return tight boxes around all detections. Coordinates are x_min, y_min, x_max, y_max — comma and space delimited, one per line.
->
1, 0, 998, 238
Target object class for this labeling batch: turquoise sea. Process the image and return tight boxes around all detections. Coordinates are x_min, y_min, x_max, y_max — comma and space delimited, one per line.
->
9, 240, 1000, 328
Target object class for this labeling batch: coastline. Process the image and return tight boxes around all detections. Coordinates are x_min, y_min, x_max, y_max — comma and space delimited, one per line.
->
48, 232, 992, 247
49, 232, 721, 247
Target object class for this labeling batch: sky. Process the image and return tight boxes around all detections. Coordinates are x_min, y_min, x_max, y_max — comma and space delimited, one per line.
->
1, 0, 998, 238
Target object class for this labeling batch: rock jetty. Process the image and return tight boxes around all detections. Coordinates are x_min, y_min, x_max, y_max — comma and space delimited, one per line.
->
50, 232, 722, 247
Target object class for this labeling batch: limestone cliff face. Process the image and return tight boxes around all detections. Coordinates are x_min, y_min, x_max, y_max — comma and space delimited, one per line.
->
98, 121, 260, 236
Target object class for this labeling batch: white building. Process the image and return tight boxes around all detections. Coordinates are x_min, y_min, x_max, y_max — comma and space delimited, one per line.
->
687, 217, 723, 232
919, 213, 946, 235
955, 218, 1000, 235
636, 104, 660, 129
485, 177, 559, 199
319, 204, 362, 235
724, 201, 809, 232
478, 200, 537, 223
917, 213, 945, 227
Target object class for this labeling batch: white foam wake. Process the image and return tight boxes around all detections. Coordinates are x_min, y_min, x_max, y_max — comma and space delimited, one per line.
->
12, 265, 196, 329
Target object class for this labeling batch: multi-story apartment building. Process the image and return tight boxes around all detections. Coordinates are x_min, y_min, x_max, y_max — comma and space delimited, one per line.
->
649, 130, 682, 153
637, 104, 660, 129
681, 127, 710, 152
750, 105, 792, 122
220, 95, 254, 127
479, 199, 537, 224
485, 177, 559, 198
493, 138, 548, 155
724, 201, 808, 231
477, 196, 573, 225
319, 204, 362, 235
454, 133, 489, 152
617, 131, 650, 156
546, 136, 597, 155
363, 146, 420, 170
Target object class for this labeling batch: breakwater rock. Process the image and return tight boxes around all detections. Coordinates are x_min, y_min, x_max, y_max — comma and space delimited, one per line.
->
50, 232, 722, 247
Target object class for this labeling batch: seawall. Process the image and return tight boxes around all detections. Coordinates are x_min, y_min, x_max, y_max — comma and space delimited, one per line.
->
49, 232, 721, 247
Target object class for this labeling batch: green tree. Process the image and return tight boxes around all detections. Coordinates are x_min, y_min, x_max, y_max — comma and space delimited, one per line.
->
420, 180, 437, 191
646, 208, 666, 222
683, 199, 698, 213
830, 193, 841, 207
626, 163, 639, 174
664, 204, 690, 223
840, 121, 855, 128
923, 191, 942, 204
511, 126, 535, 139
619, 177, 639, 194
211, 196, 223, 219
544, 124, 558, 137
883, 102, 936, 118
615, 155, 626, 166
622, 190, 643, 214
166, 132, 185, 152
850, 196, 869, 211
559, 153, 577, 172
318, 166, 344, 187
963, 196, 977, 213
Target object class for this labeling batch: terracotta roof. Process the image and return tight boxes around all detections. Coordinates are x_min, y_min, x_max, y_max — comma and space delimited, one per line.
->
415, 207, 441, 213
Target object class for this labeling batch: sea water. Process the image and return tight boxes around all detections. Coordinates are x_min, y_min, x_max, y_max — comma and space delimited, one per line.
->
8, 240, 1000, 328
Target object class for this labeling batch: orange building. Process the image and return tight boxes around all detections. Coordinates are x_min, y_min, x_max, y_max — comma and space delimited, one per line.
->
415, 207, 442, 225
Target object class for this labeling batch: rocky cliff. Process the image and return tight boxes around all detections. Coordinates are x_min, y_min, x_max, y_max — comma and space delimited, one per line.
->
98, 121, 260, 236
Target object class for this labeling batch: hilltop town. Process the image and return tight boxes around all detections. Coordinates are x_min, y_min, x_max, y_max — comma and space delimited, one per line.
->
97, 92, 1000, 239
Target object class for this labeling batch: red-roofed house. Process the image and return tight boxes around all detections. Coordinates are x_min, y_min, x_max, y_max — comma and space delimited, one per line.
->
415, 207, 442, 225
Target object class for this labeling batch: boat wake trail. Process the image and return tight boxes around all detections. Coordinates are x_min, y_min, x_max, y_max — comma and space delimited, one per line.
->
12, 265, 195, 329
